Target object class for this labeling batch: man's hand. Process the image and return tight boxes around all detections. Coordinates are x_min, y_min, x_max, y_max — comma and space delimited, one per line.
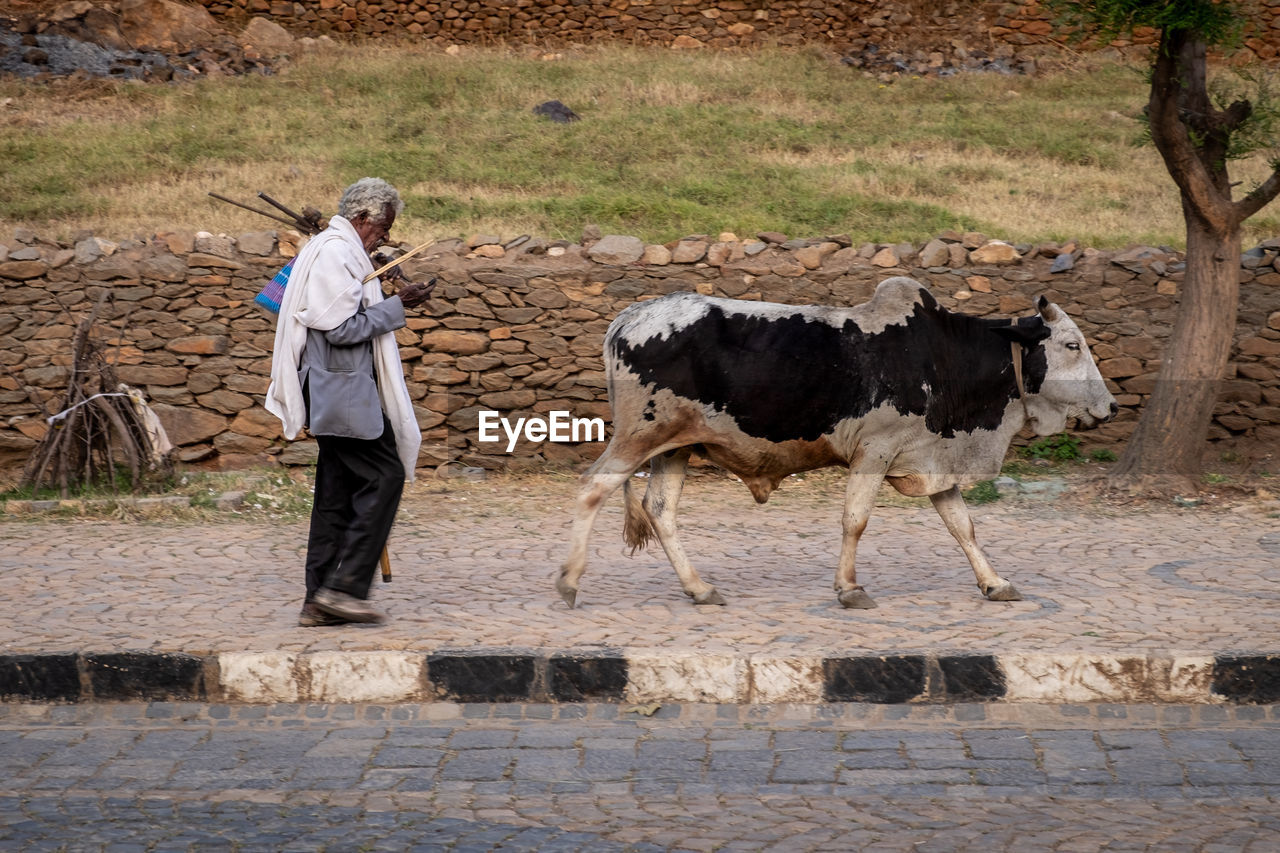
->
397, 276, 437, 309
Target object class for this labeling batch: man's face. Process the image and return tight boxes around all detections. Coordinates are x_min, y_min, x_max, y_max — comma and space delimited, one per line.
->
353, 204, 395, 253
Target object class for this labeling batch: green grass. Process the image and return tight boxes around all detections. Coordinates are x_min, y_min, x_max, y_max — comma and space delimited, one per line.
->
2, 44, 1274, 247
963, 480, 1001, 504
1, 468, 314, 522
1022, 433, 1084, 462
0, 464, 162, 502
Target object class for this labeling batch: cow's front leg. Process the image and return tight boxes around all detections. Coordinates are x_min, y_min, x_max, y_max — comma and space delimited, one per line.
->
834, 471, 883, 609
645, 448, 724, 606
928, 486, 1021, 601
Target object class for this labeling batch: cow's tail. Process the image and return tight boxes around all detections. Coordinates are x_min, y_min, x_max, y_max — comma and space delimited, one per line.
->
621, 478, 656, 554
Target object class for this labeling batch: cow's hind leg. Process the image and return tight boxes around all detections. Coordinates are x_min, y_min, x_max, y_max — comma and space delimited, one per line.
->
644, 448, 724, 606
834, 471, 884, 609
929, 486, 1021, 601
557, 446, 644, 608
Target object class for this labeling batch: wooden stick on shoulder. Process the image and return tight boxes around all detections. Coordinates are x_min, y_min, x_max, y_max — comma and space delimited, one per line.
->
363, 239, 436, 283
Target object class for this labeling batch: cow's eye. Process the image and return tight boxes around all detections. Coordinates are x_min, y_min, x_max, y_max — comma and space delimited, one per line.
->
1065, 342, 1081, 351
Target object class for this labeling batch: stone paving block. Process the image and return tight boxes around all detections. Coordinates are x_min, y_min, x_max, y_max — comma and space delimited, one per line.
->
836, 767, 973, 786
83, 652, 206, 701
839, 749, 910, 770
1000, 654, 1214, 703
1032, 731, 1110, 773
305, 652, 423, 703
0, 654, 81, 702
548, 653, 628, 701
938, 654, 1007, 700
427, 652, 535, 702
706, 749, 774, 777
773, 754, 840, 783
450, 729, 518, 749
1097, 729, 1167, 752
963, 730, 1038, 760
508, 749, 582, 781
635, 739, 706, 765
442, 747, 521, 782
639, 724, 707, 741
3, 480, 1279, 707
823, 656, 926, 703
1213, 655, 1280, 704
369, 746, 446, 768
972, 767, 1049, 786
625, 653, 745, 703
578, 750, 637, 782
774, 730, 839, 751
748, 655, 824, 703
841, 732, 909, 751
127, 729, 209, 757
218, 652, 299, 703
1185, 761, 1258, 786
1108, 756, 1187, 785
37, 730, 135, 767
907, 747, 974, 769
706, 731, 771, 749
513, 725, 582, 748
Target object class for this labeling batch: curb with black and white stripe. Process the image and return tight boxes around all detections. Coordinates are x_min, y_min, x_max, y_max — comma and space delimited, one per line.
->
1, 651, 1277, 705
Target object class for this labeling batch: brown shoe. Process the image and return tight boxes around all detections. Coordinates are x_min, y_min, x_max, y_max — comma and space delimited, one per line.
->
298, 602, 350, 628
312, 588, 385, 624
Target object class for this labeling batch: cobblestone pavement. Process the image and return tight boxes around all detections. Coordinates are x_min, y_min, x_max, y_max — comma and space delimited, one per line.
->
1, 701, 1278, 852
1, 472, 1277, 659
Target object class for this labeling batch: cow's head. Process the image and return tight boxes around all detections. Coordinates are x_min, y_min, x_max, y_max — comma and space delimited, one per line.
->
994, 297, 1117, 436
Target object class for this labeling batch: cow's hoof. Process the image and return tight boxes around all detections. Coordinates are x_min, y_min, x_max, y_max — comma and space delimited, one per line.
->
556, 577, 578, 609
838, 587, 877, 609
693, 588, 726, 606
981, 581, 1021, 602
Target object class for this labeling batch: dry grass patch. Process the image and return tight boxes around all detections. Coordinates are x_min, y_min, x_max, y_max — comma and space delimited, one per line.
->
3, 44, 1276, 247
834, 143, 1184, 247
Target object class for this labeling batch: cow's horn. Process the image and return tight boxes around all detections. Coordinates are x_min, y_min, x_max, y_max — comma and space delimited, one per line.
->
1037, 296, 1064, 323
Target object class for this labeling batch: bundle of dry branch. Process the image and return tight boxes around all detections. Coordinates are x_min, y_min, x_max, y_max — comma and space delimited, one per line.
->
20, 293, 173, 498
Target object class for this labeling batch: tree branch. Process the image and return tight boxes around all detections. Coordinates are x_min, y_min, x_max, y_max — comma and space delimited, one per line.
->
1219, 99, 1253, 136
1147, 29, 1235, 227
1236, 169, 1280, 221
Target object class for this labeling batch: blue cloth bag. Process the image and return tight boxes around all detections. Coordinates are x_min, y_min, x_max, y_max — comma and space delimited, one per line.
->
254, 257, 295, 314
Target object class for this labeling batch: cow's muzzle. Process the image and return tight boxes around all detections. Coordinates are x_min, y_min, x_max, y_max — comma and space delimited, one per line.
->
1076, 402, 1118, 429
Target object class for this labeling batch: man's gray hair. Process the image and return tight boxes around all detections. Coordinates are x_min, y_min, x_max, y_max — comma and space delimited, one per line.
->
338, 177, 404, 223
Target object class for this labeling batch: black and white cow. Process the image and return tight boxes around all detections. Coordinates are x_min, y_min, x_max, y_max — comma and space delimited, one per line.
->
557, 276, 1117, 609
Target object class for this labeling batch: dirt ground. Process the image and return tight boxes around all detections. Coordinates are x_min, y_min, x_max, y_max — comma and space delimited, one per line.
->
3, 449, 1278, 525
401, 463, 1280, 531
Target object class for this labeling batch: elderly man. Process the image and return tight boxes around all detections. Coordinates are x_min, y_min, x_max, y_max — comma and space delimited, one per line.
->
266, 177, 434, 626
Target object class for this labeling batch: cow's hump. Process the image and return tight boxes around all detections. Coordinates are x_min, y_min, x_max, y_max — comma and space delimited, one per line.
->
852, 276, 930, 335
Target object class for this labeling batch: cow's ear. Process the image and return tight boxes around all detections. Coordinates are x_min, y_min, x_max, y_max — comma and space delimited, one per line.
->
991, 316, 1051, 348
1036, 296, 1065, 323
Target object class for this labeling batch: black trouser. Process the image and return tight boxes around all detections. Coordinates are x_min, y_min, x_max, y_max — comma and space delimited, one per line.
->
304, 415, 404, 602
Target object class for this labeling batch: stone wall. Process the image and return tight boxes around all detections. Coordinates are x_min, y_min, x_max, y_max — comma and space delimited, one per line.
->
3, 226, 1278, 475
191, 0, 1280, 64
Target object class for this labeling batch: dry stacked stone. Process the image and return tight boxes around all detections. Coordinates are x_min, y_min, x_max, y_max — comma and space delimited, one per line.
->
2, 226, 1278, 474
187, 0, 1280, 65
6, 2, 1280, 83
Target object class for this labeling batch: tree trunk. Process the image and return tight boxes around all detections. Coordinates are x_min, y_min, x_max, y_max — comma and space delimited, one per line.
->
1110, 209, 1240, 492
1053, 10, 1280, 495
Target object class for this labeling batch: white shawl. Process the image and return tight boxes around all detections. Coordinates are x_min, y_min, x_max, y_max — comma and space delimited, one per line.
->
265, 215, 420, 481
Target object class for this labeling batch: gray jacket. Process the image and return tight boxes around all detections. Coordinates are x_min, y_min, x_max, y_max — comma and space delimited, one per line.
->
300, 296, 406, 439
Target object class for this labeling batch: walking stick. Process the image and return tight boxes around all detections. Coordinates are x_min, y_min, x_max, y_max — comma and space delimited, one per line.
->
367, 239, 435, 586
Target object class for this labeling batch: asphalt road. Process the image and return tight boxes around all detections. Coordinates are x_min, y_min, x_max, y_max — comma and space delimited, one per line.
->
2, 701, 1277, 852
